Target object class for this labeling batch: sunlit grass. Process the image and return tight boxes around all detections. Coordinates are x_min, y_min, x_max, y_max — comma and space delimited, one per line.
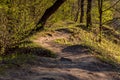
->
0, 40, 56, 74
70, 25, 120, 65
46, 21, 120, 65
54, 38, 72, 45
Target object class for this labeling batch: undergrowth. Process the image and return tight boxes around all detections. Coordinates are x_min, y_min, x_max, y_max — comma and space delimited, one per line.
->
44, 21, 120, 66
0, 40, 56, 74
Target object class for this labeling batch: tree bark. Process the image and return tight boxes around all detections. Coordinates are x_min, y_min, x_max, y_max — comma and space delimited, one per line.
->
98, 0, 103, 42
80, 0, 84, 23
22, 0, 66, 40
36, 0, 66, 31
74, 0, 81, 22
86, 0, 92, 28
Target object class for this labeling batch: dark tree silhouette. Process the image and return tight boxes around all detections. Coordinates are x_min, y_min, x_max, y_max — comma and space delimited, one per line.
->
98, 0, 103, 42
23, 0, 66, 39
80, 0, 85, 23
36, 0, 66, 31
86, 0, 92, 28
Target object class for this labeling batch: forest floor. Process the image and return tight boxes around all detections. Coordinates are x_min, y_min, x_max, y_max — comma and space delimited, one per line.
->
0, 24, 120, 80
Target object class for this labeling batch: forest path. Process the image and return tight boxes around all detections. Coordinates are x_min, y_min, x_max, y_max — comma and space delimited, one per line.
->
31, 29, 120, 80
1, 29, 119, 80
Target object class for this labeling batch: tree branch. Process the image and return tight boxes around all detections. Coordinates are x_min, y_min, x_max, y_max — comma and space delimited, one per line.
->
36, 0, 66, 30
20, 0, 66, 40
103, 0, 120, 12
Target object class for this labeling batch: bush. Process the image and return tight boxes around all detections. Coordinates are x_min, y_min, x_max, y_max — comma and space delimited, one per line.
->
0, 0, 35, 54
0, 0, 55, 54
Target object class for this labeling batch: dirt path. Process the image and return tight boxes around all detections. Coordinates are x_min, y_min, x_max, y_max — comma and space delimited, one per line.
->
0, 30, 119, 80
32, 30, 120, 80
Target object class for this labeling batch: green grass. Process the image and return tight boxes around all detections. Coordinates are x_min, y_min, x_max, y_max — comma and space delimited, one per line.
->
73, 24, 120, 66
0, 40, 56, 74
43, 21, 120, 66
1, 20, 119, 72
54, 38, 72, 45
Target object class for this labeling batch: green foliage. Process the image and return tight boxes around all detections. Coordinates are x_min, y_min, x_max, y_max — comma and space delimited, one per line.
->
0, 40, 56, 73
0, 0, 119, 67
54, 38, 72, 45
92, 1, 113, 23
49, 0, 78, 22
0, 0, 54, 54
45, 21, 120, 65
72, 24, 120, 65
102, 1, 113, 23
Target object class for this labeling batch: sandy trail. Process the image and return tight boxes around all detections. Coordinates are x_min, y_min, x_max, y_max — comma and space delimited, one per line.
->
31, 30, 120, 80
0, 30, 119, 80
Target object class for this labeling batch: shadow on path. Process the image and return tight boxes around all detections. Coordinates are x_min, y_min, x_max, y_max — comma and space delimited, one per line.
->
7, 69, 81, 80
62, 45, 92, 55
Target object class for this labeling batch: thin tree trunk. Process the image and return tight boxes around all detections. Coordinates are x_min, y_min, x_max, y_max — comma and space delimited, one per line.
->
86, 0, 92, 28
80, 0, 84, 23
74, 0, 80, 22
36, 0, 66, 31
98, 0, 103, 42
22, 0, 66, 40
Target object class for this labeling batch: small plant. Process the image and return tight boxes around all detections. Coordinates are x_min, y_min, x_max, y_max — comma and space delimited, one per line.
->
54, 38, 72, 45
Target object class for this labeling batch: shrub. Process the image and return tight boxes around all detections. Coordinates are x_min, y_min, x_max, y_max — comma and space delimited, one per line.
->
0, 1, 35, 54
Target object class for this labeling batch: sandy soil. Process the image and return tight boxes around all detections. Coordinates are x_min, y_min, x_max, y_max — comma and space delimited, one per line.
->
0, 30, 119, 80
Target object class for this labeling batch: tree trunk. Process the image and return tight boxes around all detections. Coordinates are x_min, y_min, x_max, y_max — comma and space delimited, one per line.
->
74, 0, 80, 22
36, 0, 66, 31
80, 0, 84, 23
22, 0, 66, 40
86, 0, 92, 28
98, 0, 103, 42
